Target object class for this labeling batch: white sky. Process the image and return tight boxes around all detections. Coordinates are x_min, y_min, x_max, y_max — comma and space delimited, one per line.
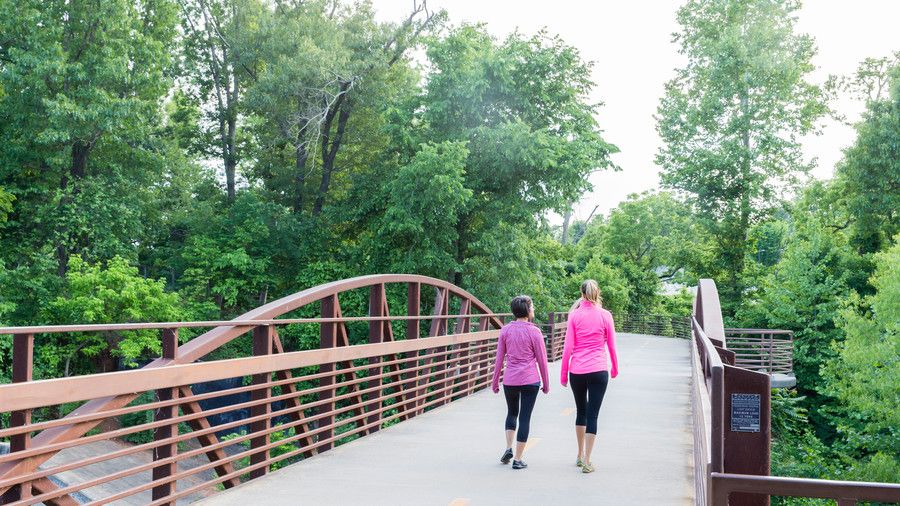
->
372, 0, 899, 223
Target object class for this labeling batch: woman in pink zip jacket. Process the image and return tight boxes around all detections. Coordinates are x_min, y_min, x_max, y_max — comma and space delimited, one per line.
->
491, 295, 550, 470
560, 279, 619, 474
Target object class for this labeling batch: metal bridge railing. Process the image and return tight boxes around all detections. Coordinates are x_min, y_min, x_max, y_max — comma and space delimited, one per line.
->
692, 279, 900, 505
723, 329, 793, 376
0, 274, 508, 504
539, 312, 690, 363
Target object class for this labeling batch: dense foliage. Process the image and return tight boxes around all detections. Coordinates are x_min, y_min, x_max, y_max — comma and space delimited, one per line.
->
0, 0, 896, 490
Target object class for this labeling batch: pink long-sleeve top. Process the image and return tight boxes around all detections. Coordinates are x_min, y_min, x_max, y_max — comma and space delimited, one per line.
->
491, 321, 550, 392
560, 300, 619, 384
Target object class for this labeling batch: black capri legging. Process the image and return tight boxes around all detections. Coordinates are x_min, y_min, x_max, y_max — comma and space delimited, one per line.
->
569, 371, 609, 434
503, 384, 540, 443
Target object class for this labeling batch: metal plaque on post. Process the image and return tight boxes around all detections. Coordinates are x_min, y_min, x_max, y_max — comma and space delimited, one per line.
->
731, 393, 761, 432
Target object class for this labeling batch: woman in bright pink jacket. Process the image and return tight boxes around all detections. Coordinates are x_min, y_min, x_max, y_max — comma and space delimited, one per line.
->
560, 279, 619, 474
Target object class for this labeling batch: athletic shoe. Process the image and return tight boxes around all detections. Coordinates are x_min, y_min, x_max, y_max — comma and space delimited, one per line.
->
500, 448, 513, 464
512, 460, 528, 470
581, 462, 595, 474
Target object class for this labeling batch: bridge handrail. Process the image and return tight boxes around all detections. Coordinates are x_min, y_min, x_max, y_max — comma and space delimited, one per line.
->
0, 313, 512, 336
0, 330, 499, 413
692, 279, 900, 505
539, 312, 691, 362
0, 274, 507, 504
710, 472, 900, 504
0, 330, 501, 504
692, 316, 724, 477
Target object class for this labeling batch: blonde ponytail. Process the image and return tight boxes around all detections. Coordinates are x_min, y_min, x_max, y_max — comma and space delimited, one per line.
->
581, 279, 603, 307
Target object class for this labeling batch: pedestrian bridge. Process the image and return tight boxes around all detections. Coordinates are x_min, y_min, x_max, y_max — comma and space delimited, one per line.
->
201, 334, 693, 506
0, 275, 897, 505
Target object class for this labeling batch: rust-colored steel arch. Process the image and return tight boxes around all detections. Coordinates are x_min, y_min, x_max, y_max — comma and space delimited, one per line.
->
0, 274, 503, 498
176, 274, 503, 363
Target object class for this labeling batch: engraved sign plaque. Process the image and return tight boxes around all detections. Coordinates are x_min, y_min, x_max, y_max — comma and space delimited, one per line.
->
731, 393, 761, 432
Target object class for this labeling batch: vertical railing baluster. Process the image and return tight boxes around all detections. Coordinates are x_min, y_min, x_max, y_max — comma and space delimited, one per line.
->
319, 296, 337, 452
6, 333, 34, 502
455, 299, 471, 401
403, 282, 421, 419
548, 313, 557, 362
249, 325, 273, 479
367, 284, 386, 432
152, 328, 179, 504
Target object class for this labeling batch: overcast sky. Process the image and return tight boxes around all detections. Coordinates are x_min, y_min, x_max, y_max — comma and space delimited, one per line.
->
372, 0, 899, 223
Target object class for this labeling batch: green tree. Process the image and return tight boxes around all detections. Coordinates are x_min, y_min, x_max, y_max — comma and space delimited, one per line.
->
179, 0, 265, 200
737, 223, 861, 438
370, 141, 472, 277
573, 192, 712, 312
822, 238, 900, 482
0, 0, 179, 277
835, 59, 900, 255
244, 1, 437, 215
415, 25, 617, 286
656, 0, 827, 311
43, 256, 183, 377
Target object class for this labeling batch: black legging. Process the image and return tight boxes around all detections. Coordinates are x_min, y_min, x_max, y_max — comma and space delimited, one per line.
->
503, 384, 539, 443
569, 371, 609, 434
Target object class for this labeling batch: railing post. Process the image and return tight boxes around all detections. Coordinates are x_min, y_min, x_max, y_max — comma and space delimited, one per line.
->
454, 299, 472, 401
152, 328, 179, 504
547, 312, 557, 362
5, 333, 34, 502
249, 325, 273, 479
318, 295, 337, 452
403, 282, 421, 419
367, 284, 386, 432
722, 363, 772, 506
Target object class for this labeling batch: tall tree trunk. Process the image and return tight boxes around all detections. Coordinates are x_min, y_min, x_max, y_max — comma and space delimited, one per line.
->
224, 113, 237, 200
224, 68, 239, 201
71, 140, 89, 179
57, 141, 91, 276
728, 78, 753, 310
294, 146, 308, 213
293, 119, 310, 213
451, 217, 468, 287
561, 207, 572, 245
314, 92, 351, 215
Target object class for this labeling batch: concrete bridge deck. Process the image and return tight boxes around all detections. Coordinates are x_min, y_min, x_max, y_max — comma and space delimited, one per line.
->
201, 333, 693, 506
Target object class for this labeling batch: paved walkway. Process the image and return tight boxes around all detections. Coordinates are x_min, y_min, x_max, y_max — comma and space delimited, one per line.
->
201, 334, 694, 506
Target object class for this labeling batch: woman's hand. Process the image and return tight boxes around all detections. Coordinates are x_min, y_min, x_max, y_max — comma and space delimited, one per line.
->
610, 365, 619, 379
560, 379, 568, 388
542, 385, 550, 394
492, 385, 500, 394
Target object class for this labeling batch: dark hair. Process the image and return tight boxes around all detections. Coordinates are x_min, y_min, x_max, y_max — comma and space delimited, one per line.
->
510, 295, 533, 318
